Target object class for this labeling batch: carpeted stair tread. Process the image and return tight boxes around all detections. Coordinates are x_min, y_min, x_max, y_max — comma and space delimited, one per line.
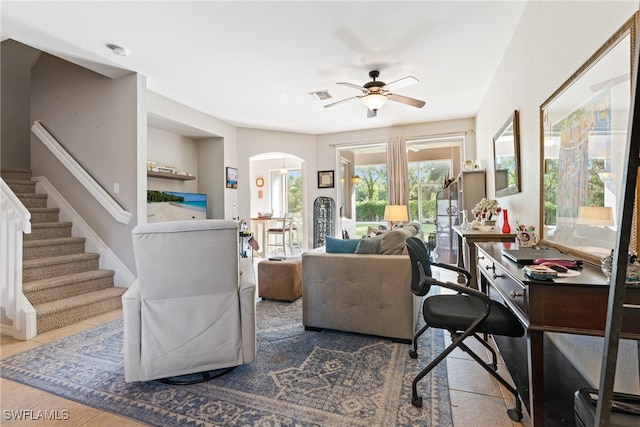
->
26, 222, 73, 240
15, 193, 48, 209
23, 236, 85, 248
1, 168, 32, 181
34, 287, 125, 316
23, 269, 114, 294
23, 236, 86, 260
23, 252, 99, 268
4, 180, 37, 194
34, 287, 126, 334
28, 207, 60, 223
23, 253, 100, 282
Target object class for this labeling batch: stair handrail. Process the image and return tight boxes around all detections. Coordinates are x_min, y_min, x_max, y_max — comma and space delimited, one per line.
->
31, 120, 131, 225
1, 177, 36, 339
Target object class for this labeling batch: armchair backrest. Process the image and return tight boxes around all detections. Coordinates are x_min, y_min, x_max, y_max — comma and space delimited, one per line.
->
132, 220, 239, 300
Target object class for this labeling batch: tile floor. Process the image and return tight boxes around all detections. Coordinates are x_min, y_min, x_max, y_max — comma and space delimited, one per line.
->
0, 268, 531, 427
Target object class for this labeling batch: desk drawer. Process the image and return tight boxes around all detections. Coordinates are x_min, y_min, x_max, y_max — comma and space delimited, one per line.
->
478, 257, 528, 317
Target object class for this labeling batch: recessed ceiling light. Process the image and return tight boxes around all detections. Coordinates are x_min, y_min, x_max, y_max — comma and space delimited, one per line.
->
107, 44, 129, 57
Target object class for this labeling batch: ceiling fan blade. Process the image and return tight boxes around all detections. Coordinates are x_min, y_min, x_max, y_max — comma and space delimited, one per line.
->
367, 108, 377, 118
386, 76, 419, 91
387, 93, 426, 108
337, 82, 365, 91
324, 96, 360, 108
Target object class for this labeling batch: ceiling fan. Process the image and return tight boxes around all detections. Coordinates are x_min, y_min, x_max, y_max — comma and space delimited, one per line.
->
324, 70, 426, 117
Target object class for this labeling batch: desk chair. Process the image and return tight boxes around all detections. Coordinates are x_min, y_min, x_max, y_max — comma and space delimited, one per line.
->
405, 237, 524, 422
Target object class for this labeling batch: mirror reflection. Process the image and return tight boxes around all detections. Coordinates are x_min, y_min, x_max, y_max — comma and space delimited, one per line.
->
493, 110, 520, 197
540, 16, 636, 264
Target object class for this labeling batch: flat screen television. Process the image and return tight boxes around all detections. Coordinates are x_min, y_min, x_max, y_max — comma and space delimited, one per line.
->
147, 190, 207, 222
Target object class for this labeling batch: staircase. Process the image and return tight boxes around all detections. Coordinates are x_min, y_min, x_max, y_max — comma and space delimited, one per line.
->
1, 168, 125, 335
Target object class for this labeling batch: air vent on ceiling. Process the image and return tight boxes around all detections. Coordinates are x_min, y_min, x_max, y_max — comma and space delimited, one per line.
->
308, 90, 332, 101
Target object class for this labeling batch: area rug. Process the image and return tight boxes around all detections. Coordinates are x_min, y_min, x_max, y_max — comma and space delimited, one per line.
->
1, 299, 452, 426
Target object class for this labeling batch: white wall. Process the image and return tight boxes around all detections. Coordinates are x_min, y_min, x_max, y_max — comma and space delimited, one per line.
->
475, 1, 639, 392
30, 53, 140, 274
146, 91, 236, 220
1, 40, 40, 169
237, 128, 315, 248
147, 127, 199, 193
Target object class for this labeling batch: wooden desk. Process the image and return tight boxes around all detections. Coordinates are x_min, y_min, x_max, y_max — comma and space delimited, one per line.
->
476, 242, 640, 426
452, 225, 516, 288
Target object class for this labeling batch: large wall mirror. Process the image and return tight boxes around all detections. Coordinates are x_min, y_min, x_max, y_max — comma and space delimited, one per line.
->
540, 13, 637, 266
493, 110, 521, 197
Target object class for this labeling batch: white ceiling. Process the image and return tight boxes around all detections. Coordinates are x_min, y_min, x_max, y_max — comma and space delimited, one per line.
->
1, 1, 527, 136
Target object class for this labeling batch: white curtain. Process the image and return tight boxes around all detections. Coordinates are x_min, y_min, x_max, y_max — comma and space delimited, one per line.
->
386, 136, 409, 206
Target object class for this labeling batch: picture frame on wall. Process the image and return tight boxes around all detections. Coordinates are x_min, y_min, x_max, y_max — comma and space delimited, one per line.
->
226, 167, 238, 189
317, 170, 334, 188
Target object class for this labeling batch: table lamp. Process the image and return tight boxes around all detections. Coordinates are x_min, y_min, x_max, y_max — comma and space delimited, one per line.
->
577, 206, 614, 226
384, 205, 409, 229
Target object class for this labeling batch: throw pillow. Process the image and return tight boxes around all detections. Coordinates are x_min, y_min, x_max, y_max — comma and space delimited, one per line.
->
379, 228, 414, 255
326, 237, 360, 253
354, 234, 383, 254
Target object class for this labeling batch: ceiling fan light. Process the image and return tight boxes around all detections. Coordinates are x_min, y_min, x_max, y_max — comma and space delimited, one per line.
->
361, 94, 387, 112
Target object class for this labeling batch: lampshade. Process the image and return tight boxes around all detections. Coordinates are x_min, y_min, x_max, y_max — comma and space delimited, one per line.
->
351, 174, 360, 184
384, 205, 409, 222
577, 206, 614, 226
361, 94, 388, 112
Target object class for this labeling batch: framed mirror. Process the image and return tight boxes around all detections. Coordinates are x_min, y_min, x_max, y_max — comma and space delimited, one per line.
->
540, 13, 637, 266
493, 110, 521, 197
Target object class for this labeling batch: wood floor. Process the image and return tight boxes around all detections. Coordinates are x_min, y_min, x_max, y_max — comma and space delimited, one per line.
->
0, 267, 531, 427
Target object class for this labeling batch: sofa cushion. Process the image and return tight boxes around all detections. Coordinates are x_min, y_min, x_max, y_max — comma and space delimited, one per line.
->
326, 237, 360, 253
380, 227, 415, 255
355, 235, 383, 254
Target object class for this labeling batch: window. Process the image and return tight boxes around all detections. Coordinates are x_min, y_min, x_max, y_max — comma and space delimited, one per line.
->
270, 169, 302, 216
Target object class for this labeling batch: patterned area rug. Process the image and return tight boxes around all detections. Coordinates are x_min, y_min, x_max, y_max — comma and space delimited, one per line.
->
1, 299, 452, 426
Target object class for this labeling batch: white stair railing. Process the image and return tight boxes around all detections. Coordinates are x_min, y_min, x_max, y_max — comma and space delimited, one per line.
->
31, 120, 131, 225
0, 178, 36, 340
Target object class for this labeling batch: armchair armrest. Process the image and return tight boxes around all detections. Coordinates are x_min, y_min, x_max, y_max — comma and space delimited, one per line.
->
239, 258, 256, 363
122, 279, 141, 382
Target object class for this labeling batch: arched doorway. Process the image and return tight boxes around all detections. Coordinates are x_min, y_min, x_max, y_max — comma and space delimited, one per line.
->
249, 152, 305, 257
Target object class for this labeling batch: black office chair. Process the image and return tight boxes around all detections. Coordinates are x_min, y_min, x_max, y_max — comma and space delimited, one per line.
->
405, 237, 525, 422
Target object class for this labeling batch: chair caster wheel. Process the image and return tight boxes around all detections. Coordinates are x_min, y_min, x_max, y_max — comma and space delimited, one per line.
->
507, 407, 522, 422
412, 396, 423, 408
409, 349, 418, 359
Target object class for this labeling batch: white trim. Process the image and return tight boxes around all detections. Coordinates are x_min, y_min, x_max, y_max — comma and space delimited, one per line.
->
34, 177, 135, 287
0, 178, 36, 340
31, 120, 131, 225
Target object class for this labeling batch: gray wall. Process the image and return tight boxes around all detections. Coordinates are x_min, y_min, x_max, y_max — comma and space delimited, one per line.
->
1, 40, 39, 169
474, 1, 639, 393
30, 53, 140, 273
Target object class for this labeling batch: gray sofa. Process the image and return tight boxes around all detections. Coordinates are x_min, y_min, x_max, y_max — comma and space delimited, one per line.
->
301, 225, 422, 342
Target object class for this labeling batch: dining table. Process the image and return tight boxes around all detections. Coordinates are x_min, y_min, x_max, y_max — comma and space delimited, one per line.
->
250, 217, 283, 257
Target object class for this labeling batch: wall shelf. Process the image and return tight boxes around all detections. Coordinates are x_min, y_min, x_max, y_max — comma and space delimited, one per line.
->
147, 171, 196, 181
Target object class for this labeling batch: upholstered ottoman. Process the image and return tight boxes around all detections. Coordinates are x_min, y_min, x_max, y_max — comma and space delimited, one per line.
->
258, 258, 302, 302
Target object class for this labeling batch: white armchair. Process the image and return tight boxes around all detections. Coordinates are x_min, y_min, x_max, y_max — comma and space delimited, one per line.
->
122, 220, 256, 383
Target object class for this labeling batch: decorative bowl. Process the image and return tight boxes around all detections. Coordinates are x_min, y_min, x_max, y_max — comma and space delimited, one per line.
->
478, 225, 494, 232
